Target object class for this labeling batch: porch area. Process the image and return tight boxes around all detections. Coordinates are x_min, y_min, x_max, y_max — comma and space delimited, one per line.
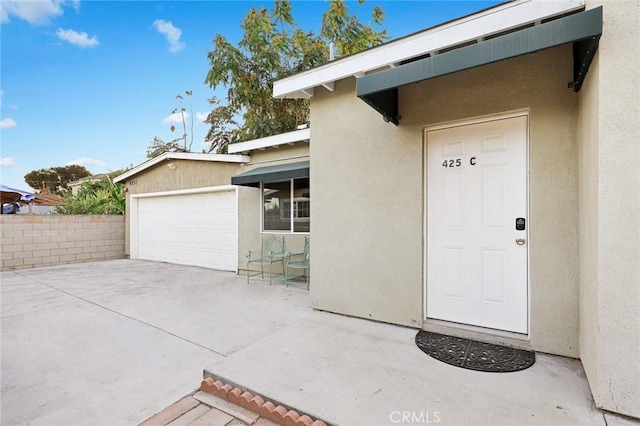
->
206, 310, 628, 426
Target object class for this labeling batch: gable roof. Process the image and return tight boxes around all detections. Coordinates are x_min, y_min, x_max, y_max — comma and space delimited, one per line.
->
113, 152, 250, 183
273, 0, 585, 99
31, 193, 63, 206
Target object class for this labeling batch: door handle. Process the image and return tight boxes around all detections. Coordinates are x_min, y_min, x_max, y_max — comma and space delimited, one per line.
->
516, 238, 526, 245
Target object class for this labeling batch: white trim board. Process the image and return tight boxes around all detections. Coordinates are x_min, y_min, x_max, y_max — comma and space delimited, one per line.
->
273, 0, 584, 99
227, 128, 310, 154
129, 185, 237, 199
423, 110, 530, 132
114, 152, 250, 183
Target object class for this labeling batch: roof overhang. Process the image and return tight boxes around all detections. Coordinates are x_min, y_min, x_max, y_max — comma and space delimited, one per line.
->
273, 0, 585, 99
231, 161, 309, 188
114, 152, 251, 183
227, 128, 310, 154
357, 6, 603, 125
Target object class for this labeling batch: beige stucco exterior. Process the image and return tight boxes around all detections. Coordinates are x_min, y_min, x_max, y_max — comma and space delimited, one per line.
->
235, 143, 310, 274
310, 2, 639, 418
311, 44, 580, 355
578, 0, 640, 418
310, 81, 425, 328
115, 2, 639, 417
123, 158, 243, 257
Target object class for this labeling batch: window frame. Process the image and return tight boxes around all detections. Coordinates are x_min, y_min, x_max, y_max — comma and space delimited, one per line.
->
260, 178, 310, 235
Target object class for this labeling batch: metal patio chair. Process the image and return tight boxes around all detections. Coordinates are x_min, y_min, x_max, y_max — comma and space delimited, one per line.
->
284, 236, 310, 290
246, 235, 285, 285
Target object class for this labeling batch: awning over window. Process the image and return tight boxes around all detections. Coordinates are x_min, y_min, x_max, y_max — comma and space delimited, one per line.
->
357, 7, 603, 125
231, 161, 310, 187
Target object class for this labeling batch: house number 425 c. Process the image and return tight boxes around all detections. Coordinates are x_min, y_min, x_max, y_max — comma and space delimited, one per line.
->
442, 157, 477, 168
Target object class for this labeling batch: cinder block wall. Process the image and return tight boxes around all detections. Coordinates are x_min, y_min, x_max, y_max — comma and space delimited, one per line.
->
0, 215, 125, 271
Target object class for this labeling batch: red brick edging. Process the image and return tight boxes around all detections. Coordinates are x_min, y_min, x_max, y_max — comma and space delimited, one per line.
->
200, 377, 327, 426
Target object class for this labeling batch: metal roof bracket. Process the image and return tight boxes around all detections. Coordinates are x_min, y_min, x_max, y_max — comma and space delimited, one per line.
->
569, 34, 601, 92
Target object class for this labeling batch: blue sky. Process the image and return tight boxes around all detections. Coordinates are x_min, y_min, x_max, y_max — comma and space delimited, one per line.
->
1, 0, 500, 191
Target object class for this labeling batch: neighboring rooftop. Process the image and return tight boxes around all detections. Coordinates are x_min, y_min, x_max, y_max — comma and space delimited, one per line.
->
67, 174, 108, 187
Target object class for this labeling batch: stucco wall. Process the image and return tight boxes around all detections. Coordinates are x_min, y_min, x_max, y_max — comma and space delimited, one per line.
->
123, 159, 242, 256
311, 79, 425, 327
0, 215, 125, 271
236, 143, 310, 275
579, 0, 640, 418
577, 22, 601, 419
311, 44, 580, 355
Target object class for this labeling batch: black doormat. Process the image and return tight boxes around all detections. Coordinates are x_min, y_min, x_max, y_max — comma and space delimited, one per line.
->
415, 331, 535, 373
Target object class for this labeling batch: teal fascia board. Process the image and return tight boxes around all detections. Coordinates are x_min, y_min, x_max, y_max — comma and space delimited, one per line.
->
357, 7, 603, 124
231, 161, 310, 187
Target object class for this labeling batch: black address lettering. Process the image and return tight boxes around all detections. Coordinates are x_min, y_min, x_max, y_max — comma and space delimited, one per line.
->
442, 158, 462, 168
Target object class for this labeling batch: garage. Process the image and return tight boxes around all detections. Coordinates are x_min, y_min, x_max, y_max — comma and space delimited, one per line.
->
114, 152, 250, 272
131, 187, 238, 271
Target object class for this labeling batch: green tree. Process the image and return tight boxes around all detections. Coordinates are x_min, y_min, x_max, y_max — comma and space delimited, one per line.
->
202, 97, 241, 154
24, 165, 91, 194
55, 172, 126, 215
203, 0, 387, 153
321, 0, 386, 56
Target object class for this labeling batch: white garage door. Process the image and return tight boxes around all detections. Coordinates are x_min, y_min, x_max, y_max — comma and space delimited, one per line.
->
133, 189, 237, 271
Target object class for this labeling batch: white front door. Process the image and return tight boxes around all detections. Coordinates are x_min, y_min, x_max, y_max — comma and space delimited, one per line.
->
426, 115, 528, 333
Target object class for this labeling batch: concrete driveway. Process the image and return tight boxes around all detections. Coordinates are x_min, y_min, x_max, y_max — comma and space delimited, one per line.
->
2, 259, 633, 426
1, 260, 311, 426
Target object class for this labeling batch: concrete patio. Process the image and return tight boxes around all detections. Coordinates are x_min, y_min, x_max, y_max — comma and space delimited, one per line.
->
1, 260, 634, 425
1, 260, 310, 425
